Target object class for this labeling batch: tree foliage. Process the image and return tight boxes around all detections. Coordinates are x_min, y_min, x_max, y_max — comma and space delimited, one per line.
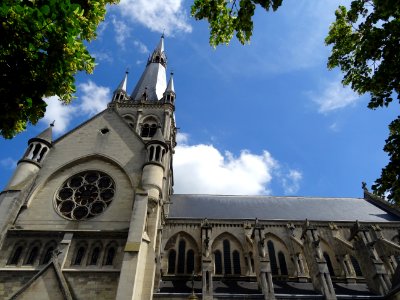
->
191, 0, 282, 47
0, 0, 116, 138
326, 0, 400, 203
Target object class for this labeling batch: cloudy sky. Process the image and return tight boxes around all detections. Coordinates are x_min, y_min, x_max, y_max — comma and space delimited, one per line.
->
0, 0, 397, 197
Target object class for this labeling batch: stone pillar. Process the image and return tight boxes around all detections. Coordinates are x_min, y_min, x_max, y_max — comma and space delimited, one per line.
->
201, 219, 213, 299
57, 233, 73, 268
286, 223, 308, 282
252, 219, 275, 300
350, 221, 391, 295
301, 220, 336, 300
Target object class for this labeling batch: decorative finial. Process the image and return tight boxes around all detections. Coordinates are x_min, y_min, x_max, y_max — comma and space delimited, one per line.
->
125, 67, 129, 74
50, 120, 55, 127
162, 29, 165, 38
362, 181, 367, 191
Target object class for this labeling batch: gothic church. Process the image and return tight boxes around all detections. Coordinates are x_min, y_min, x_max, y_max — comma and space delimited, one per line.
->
1, 37, 400, 300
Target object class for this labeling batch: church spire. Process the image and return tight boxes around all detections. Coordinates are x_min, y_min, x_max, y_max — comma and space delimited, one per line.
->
113, 71, 128, 101
130, 36, 167, 102
163, 72, 176, 105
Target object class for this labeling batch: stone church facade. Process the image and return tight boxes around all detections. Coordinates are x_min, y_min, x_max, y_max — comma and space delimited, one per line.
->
1, 37, 400, 300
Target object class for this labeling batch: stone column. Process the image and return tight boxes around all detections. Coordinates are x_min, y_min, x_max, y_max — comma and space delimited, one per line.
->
350, 221, 391, 295
201, 219, 213, 300
252, 219, 275, 300
301, 220, 336, 300
286, 223, 308, 282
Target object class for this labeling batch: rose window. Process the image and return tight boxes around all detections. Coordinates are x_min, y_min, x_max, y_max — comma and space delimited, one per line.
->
55, 171, 115, 220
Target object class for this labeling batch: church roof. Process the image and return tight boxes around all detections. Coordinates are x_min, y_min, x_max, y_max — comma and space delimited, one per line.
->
168, 194, 400, 222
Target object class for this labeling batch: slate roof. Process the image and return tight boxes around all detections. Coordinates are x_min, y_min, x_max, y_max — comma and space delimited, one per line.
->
168, 195, 400, 222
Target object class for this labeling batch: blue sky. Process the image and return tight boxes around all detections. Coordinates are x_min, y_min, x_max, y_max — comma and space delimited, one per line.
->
1, 0, 398, 197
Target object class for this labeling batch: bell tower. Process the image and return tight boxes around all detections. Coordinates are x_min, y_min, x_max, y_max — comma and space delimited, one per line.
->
109, 35, 177, 299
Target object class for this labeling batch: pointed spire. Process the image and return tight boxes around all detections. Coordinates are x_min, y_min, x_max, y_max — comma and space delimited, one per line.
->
166, 72, 175, 93
148, 35, 167, 67
113, 70, 129, 102
29, 123, 53, 146
155, 34, 164, 54
130, 36, 168, 102
163, 72, 176, 105
115, 70, 128, 93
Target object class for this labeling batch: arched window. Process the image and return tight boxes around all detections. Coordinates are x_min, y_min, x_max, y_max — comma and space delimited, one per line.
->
89, 247, 100, 265
42, 246, 54, 264
32, 144, 42, 160
168, 249, 176, 274
233, 250, 241, 275
73, 247, 86, 265
214, 250, 223, 275
278, 251, 288, 275
8, 246, 23, 265
37, 147, 48, 162
123, 115, 135, 128
187, 249, 195, 274
25, 247, 39, 265
223, 239, 232, 275
155, 146, 161, 162
267, 241, 278, 275
177, 240, 186, 274
350, 255, 362, 277
24, 144, 33, 158
141, 123, 157, 138
323, 252, 335, 276
104, 247, 116, 266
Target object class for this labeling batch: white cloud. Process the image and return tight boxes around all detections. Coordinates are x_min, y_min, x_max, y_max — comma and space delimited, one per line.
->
42, 96, 77, 133
116, 0, 192, 35
176, 132, 189, 144
41, 82, 110, 134
92, 51, 113, 63
111, 15, 131, 48
0, 157, 17, 170
96, 21, 109, 39
134, 40, 149, 54
281, 169, 302, 195
310, 78, 360, 113
78, 81, 110, 116
174, 134, 278, 195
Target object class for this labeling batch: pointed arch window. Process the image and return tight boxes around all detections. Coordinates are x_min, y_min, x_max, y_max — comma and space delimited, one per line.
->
223, 239, 232, 275
104, 247, 116, 266
89, 246, 101, 265
8, 246, 23, 265
25, 246, 39, 265
187, 249, 195, 274
233, 250, 241, 275
42, 246, 54, 264
323, 252, 335, 276
278, 251, 288, 275
168, 249, 176, 274
350, 255, 362, 277
267, 241, 278, 275
177, 240, 186, 274
31, 144, 42, 160
141, 123, 157, 138
214, 250, 223, 275
73, 246, 86, 265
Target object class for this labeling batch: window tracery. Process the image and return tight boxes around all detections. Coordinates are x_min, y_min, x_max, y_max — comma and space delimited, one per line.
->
55, 171, 115, 221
